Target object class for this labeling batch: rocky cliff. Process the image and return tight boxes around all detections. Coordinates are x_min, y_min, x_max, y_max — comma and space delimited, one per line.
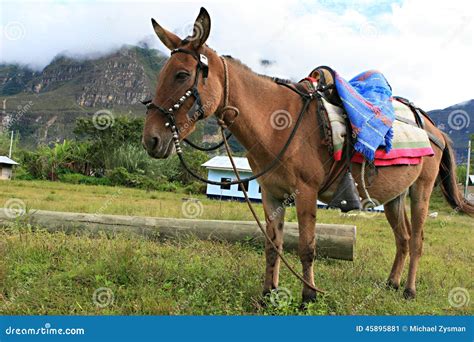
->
0, 45, 166, 145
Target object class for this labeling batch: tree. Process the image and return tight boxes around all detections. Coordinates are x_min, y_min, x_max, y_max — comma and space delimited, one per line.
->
74, 116, 144, 174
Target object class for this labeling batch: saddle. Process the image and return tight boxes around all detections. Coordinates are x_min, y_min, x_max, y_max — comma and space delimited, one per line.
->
307, 66, 444, 150
299, 66, 443, 212
295, 66, 362, 212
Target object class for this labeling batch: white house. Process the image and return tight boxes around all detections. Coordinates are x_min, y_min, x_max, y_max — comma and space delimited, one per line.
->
201, 156, 328, 207
0, 156, 18, 180
202, 156, 261, 201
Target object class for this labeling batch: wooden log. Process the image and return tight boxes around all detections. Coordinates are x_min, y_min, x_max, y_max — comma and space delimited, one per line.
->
0, 209, 356, 261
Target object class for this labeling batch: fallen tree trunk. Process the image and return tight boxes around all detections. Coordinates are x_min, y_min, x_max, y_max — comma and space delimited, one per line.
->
0, 209, 356, 261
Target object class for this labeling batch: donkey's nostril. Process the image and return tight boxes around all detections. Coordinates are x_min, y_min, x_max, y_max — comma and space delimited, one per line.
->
144, 135, 160, 152
151, 137, 159, 150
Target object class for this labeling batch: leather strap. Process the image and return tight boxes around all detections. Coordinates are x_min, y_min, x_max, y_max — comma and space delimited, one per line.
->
394, 97, 445, 150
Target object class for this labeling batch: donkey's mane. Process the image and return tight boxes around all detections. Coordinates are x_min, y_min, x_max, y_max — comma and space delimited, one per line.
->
223, 55, 292, 84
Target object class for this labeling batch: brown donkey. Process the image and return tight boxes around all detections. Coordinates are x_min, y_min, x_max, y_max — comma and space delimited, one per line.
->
142, 8, 474, 304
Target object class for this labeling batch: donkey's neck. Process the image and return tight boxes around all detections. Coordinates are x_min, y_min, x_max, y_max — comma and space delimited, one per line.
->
219, 59, 299, 155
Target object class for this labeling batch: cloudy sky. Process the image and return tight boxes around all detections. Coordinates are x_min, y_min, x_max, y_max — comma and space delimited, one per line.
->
1, 0, 473, 109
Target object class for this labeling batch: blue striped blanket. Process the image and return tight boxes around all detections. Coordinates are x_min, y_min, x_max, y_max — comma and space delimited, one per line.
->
334, 70, 394, 160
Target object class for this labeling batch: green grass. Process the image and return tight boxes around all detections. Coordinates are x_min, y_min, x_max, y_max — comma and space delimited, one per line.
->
0, 180, 472, 315
0, 180, 267, 221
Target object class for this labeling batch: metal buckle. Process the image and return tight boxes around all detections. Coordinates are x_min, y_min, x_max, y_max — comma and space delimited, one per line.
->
199, 54, 208, 66
200, 54, 209, 79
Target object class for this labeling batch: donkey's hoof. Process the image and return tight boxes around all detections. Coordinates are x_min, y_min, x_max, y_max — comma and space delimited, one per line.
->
403, 288, 416, 300
259, 288, 277, 308
302, 289, 317, 305
386, 279, 399, 291
299, 302, 310, 311
259, 289, 271, 308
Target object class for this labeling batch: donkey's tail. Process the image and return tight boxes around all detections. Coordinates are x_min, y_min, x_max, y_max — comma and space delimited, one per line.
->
438, 133, 474, 216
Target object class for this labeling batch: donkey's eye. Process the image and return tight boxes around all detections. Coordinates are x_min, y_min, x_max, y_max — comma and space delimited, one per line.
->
175, 71, 190, 81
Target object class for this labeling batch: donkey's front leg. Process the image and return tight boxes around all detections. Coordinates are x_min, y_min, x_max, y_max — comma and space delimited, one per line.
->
295, 185, 318, 304
261, 189, 286, 296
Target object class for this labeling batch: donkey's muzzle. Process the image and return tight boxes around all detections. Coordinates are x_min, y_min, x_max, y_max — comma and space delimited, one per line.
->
143, 135, 159, 152
142, 133, 175, 159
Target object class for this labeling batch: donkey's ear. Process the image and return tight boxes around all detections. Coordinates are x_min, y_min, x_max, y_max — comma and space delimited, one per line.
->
190, 7, 211, 49
151, 18, 181, 50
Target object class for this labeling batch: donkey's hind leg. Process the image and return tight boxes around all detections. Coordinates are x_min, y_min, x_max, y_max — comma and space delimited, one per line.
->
383, 191, 411, 290
261, 189, 286, 296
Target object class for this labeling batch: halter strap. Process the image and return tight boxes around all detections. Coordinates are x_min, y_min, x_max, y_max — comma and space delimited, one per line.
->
215, 56, 239, 128
171, 48, 209, 79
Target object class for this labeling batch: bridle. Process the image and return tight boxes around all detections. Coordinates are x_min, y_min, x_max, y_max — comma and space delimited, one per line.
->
142, 47, 215, 154
142, 48, 319, 186
143, 48, 233, 152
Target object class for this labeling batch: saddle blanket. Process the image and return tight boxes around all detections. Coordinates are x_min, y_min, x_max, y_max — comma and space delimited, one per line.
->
334, 70, 395, 161
324, 97, 434, 166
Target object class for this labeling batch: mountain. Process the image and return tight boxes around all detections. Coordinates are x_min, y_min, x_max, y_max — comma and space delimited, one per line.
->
0, 64, 39, 95
427, 100, 473, 164
0, 46, 166, 146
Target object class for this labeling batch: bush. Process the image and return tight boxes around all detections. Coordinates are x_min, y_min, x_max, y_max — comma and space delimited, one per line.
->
156, 182, 180, 192
58, 173, 111, 186
74, 116, 144, 173
12, 166, 35, 180
151, 149, 209, 185
104, 144, 152, 175
16, 140, 91, 181
183, 182, 206, 194
16, 150, 44, 179
106, 167, 133, 186
106, 167, 166, 191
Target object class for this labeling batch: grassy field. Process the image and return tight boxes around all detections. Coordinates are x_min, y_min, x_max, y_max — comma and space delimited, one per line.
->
0, 180, 472, 315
